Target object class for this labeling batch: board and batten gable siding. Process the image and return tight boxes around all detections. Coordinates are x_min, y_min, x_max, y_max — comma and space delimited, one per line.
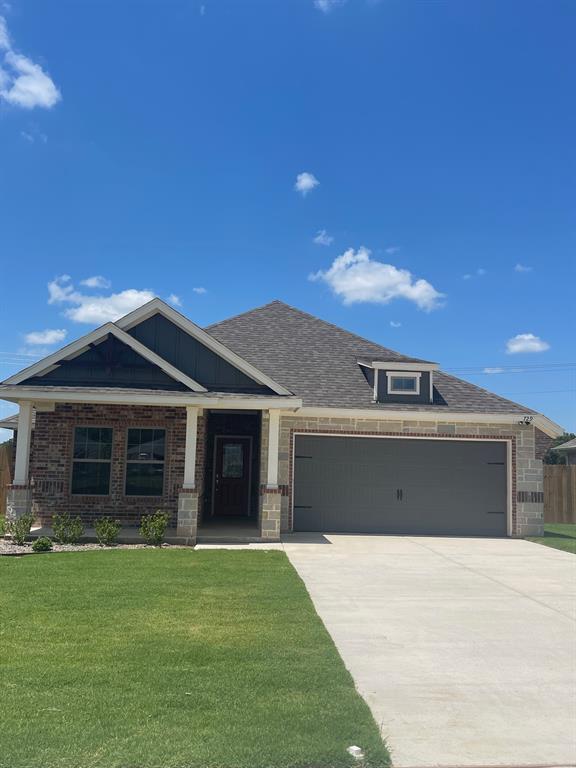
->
128, 313, 273, 393
375, 369, 432, 404
22, 335, 189, 391
266, 414, 544, 538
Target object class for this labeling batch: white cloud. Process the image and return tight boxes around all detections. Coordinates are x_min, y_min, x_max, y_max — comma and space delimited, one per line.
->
167, 293, 182, 307
310, 247, 445, 311
20, 125, 47, 144
80, 275, 111, 289
506, 333, 550, 355
463, 267, 486, 280
389, 321, 402, 328
48, 275, 155, 324
313, 229, 334, 246
294, 171, 319, 196
313, 0, 345, 12
192, 287, 207, 294
24, 328, 67, 345
483, 367, 504, 374
0, 34, 61, 109
514, 263, 533, 273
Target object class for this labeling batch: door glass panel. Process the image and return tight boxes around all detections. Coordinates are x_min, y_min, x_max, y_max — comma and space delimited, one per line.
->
222, 443, 243, 478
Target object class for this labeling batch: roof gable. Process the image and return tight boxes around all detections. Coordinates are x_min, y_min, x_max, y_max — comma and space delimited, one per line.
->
3, 322, 206, 392
116, 299, 292, 396
21, 334, 190, 391
127, 312, 273, 394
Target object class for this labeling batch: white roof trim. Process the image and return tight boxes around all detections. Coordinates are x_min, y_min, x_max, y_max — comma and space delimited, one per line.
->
371, 361, 439, 371
0, 386, 301, 410
115, 298, 293, 396
3, 323, 207, 392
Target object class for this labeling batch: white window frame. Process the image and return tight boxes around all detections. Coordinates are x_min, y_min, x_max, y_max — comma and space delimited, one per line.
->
386, 371, 421, 396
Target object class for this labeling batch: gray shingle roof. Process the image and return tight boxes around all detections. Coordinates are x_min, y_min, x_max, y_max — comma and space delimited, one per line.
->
207, 300, 536, 415
551, 437, 576, 452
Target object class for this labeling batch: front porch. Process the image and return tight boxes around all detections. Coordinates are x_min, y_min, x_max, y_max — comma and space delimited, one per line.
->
4, 396, 291, 545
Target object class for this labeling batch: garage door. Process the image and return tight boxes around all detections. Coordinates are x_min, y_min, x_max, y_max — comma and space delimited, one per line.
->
293, 436, 508, 536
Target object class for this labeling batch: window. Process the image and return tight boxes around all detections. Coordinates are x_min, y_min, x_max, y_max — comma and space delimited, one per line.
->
387, 372, 420, 395
222, 443, 244, 478
71, 427, 113, 495
125, 428, 166, 496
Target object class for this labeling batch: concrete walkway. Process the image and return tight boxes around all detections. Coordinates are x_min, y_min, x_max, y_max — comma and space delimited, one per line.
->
282, 534, 576, 768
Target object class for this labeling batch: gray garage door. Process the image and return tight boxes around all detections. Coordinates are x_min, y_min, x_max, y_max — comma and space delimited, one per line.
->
293, 436, 508, 536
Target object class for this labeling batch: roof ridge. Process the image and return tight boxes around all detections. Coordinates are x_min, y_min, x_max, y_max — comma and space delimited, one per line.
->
208, 299, 431, 362
206, 300, 286, 330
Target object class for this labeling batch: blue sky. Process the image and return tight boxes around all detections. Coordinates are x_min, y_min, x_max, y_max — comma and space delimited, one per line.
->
0, 0, 574, 437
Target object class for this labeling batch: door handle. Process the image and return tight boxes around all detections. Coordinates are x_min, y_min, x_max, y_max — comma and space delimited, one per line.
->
396, 489, 404, 501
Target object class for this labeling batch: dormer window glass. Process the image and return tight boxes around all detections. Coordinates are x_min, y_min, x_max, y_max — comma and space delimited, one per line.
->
386, 372, 421, 395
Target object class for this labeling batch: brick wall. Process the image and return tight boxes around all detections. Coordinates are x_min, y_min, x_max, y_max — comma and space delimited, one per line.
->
29, 403, 205, 527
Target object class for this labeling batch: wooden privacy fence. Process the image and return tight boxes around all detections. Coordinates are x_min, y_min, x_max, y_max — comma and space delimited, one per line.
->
0, 441, 13, 518
544, 465, 576, 524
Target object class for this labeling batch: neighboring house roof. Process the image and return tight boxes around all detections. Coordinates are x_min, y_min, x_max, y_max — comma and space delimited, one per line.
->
551, 437, 576, 452
0, 412, 21, 431
207, 300, 537, 415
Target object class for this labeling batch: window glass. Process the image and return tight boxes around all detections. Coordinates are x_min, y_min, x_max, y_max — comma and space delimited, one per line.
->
222, 444, 244, 478
71, 427, 113, 495
125, 428, 166, 496
390, 376, 417, 392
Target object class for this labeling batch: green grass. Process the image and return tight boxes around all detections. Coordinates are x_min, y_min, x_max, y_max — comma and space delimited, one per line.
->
0, 550, 389, 768
527, 523, 576, 554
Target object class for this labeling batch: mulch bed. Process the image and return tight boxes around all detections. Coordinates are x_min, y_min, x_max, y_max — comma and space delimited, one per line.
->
0, 540, 184, 556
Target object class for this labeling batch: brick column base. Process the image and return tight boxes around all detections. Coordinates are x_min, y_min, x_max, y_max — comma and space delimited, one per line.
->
260, 488, 281, 541
6, 485, 32, 521
177, 489, 198, 544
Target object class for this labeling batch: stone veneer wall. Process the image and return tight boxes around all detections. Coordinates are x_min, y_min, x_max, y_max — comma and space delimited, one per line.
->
276, 415, 544, 537
29, 403, 206, 527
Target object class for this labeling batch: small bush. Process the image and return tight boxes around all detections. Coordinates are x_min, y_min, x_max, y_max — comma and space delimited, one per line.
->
94, 517, 121, 547
140, 510, 170, 546
7, 513, 35, 546
52, 512, 85, 544
0, 516, 6, 537
32, 536, 53, 553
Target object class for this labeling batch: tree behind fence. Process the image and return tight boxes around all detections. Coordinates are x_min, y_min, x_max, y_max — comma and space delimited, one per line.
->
544, 465, 576, 524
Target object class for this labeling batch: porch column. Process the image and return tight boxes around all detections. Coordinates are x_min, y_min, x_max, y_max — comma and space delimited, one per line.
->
177, 406, 200, 543
266, 408, 280, 488
7, 401, 33, 521
261, 409, 281, 541
183, 405, 199, 489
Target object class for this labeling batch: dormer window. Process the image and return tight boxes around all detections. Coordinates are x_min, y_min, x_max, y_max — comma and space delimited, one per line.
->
387, 372, 420, 395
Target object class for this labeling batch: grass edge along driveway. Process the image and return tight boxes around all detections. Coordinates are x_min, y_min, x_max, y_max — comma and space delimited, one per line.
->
0, 549, 390, 768
526, 522, 576, 554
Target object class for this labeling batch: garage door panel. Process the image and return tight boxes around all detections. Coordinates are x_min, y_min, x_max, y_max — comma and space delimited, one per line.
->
293, 435, 508, 536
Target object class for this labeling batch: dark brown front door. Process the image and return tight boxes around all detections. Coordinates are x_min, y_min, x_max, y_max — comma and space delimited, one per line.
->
213, 436, 252, 516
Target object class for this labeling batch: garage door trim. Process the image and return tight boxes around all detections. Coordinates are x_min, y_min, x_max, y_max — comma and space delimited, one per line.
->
291, 432, 513, 536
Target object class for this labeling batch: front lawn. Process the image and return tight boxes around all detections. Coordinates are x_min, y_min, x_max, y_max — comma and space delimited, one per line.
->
527, 523, 576, 554
0, 549, 389, 768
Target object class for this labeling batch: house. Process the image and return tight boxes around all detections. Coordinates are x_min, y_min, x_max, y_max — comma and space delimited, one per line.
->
550, 437, 576, 465
0, 299, 563, 542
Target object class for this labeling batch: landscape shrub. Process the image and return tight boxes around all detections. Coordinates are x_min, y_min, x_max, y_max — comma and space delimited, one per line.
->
7, 513, 35, 546
94, 517, 121, 547
52, 512, 85, 544
140, 510, 170, 546
0, 516, 6, 537
32, 536, 53, 553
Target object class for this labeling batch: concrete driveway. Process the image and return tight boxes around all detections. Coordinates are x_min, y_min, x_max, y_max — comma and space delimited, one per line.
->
282, 534, 576, 767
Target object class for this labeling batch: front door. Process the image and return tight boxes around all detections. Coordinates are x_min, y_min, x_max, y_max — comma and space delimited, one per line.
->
212, 436, 252, 516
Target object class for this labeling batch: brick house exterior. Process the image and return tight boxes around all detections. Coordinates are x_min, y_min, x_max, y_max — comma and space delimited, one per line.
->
1, 299, 562, 543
